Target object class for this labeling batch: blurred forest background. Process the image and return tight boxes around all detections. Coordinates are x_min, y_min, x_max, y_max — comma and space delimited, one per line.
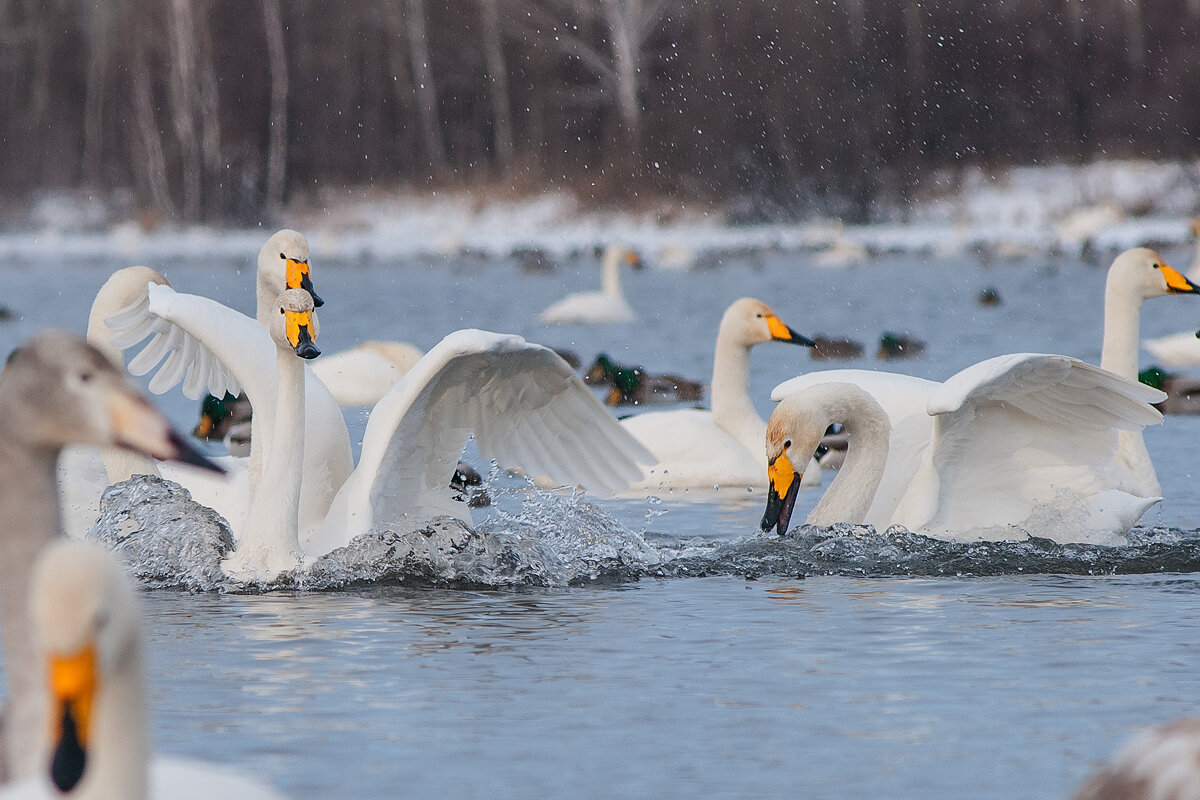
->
1, 0, 1198, 224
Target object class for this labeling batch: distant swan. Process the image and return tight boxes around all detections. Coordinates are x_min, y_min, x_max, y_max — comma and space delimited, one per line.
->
762, 355, 1165, 544
0, 332, 218, 781
540, 244, 640, 324
0, 541, 286, 799
619, 298, 821, 493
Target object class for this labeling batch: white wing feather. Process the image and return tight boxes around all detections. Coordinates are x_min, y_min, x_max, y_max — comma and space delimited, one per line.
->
894, 354, 1164, 540
313, 329, 653, 549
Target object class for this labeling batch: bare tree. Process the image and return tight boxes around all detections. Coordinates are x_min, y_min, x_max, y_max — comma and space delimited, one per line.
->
479, 0, 515, 167
403, 0, 448, 171
516, 0, 673, 157
261, 0, 288, 216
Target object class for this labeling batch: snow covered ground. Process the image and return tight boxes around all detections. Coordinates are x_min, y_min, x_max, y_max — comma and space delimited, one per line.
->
3, 159, 1198, 265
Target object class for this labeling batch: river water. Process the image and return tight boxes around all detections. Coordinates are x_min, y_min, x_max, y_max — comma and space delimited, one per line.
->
1, 242, 1199, 798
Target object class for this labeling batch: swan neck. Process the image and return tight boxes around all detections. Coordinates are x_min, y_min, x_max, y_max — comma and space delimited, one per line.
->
1100, 272, 1143, 379
710, 321, 762, 451
236, 344, 305, 568
82, 636, 149, 799
601, 249, 623, 298
0, 441, 60, 778
807, 394, 891, 526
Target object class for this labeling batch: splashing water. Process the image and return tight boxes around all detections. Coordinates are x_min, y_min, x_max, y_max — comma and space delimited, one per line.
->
88, 477, 1200, 591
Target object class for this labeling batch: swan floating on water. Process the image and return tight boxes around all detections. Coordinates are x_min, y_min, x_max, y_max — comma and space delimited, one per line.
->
0, 540, 287, 799
618, 298, 822, 494
762, 354, 1166, 543
540, 244, 640, 324
0, 331, 220, 782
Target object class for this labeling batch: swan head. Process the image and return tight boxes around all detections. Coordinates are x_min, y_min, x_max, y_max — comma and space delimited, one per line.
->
259, 229, 323, 308
603, 244, 642, 271
271, 289, 321, 360
721, 298, 815, 349
761, 398, 825, 535
1108, 247, 1200, 300
29, 541, 142, 794
0, 331, 221, 471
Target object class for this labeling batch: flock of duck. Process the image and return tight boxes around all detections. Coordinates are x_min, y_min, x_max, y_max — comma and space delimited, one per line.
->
0, 230, 1198, 796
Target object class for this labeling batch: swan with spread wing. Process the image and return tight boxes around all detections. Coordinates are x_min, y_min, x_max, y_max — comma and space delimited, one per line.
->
762, 354, 1166, 544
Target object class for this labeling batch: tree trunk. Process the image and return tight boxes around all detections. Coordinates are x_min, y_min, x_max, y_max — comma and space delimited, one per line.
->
166, 0, 203, 219
131, 47, 177, 217
261, 0, 288, 217
478, 0, 514, 168
404, 0, 447, 171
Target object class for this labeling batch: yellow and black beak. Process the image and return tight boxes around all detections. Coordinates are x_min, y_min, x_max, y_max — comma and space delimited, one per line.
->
285, 309, 321, 360
766, 315, 816, 347
108, 390, 224, 473
761, 447, 801, 535
285, 258, 324, 308
48, 645, 96, 793
1160, 262, 1200, 295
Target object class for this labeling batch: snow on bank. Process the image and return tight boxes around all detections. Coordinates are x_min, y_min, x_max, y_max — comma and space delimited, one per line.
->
3, 159, 1199, 266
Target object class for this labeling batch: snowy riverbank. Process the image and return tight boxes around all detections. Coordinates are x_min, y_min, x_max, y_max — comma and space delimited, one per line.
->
3, 159, 1199, 266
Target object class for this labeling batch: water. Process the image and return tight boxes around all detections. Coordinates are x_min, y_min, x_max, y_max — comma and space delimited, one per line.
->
2, 244, 1200, 797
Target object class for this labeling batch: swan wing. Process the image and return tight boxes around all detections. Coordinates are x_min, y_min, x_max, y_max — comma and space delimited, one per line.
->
104, 283, 266, 402
899, 354, 1164, 539
317, 329, 653, 546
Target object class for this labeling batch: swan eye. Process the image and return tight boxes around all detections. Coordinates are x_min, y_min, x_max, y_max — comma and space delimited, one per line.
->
279, 307, 285, 315
78, 369, 94, 383
280, 252, 286, 260
784, 439, 791, 449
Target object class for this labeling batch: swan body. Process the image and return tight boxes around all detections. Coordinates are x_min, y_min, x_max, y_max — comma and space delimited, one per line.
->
620, 298, 821, 494
540, 244, 639, 324
765, 354, 1166, 544
311, 340, 423, 407
0, 332, 219, 781
0, 540, 286, 799
1142, 331, 1200, 368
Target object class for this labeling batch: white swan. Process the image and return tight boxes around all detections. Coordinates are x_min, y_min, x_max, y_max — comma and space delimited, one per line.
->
619, 298, 822, 493
0, 331, 220, 781
1095, 248, 1199, 495
540, 244, 640, 324
762, 354, 1165, 543
107, 281, 653, 582
0, 540, 286, 799
1069, 718, 1200, 800
94, 229, 352, 527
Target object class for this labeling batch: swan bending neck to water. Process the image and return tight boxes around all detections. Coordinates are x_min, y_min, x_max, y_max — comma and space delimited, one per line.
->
763, 383, 890, 530
0, 332, 219, 782
763, 355, 1165, 543
0, 541, 287, 799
